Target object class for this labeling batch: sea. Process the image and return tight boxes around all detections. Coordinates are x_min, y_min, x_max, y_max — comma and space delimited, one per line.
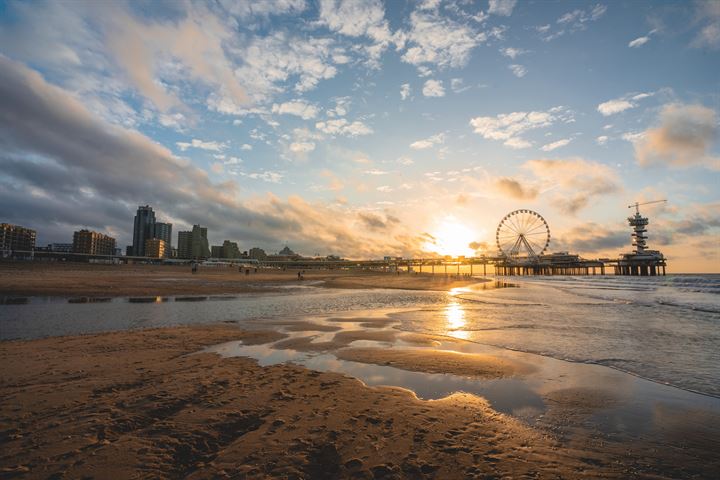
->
1, 274, 718, 398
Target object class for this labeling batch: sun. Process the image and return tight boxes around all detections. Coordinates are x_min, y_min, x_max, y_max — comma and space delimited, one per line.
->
424, 219, 479, 257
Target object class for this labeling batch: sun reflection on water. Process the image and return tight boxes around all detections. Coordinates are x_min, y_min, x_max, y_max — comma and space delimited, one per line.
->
445, 301, 470, 340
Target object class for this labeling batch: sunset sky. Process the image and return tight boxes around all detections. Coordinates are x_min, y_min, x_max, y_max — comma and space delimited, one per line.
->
0, 0, 718, 271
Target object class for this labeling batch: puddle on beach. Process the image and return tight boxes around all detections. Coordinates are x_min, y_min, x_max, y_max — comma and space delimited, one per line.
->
204, 305, 720, 439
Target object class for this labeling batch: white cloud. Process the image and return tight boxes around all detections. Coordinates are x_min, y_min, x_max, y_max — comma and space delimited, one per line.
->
327, 96, 351, 117
410, 132, 445, 149
219, 32, 339, 107
557, 4, 607, 25
401, 10, 482, 69
469, 107, 573, 149
538, 4, 607, 41
239, 170, 283, 183
598, 99, 634, 116
317, 0, 396, 67
488, 0, 517, 16
376, 185, 393, 192
508, 64, 527, 77
400, 83, 411, 100
596, 135, 609, 145
397, 156, 414, 165
364, 169, 389, 175
597, 91, 655, 116
628, 36, 650, 48
271, 100, 319, 119
504, 137, 532, 149
315, 118, 373, 136
540, 138, 571, 151
240, 143, 253, 150
500, 47, 527, 59
289, 142, 316, 153
422, 79, 445, 97
176, 139, 227, 152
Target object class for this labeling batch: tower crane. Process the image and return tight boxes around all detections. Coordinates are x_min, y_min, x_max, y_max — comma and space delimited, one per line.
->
628, 199, 666, 214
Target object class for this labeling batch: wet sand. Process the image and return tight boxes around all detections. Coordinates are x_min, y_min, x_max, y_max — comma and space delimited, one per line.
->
0, 262, 478, 297
2, 325, 602, 479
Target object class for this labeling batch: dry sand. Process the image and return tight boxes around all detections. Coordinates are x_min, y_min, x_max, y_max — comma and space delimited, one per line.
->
1, 325, 607, 479
0, 262, 479, 297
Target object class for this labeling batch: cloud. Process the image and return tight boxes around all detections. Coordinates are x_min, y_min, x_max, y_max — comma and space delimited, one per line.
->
691, 1, 720, 49
215, 31, 340, 107
631, 103, 719, 169
271, 100, 319, 120
500, 47, 527, 59
357, 211, 398, 231
692, 23, 720, 49
422, 79, 445, 97
596, 135, 609, 145
628, 36, 650, 48
469, 106, 573, 149
401, 9, 482, 69
289, 142, 316, 153
315, 118, 373, 136
597, 91, 655, 116
540, 138, 571, 151
410, 133, 445, 149
0, 56, 436, 258
450, 78, 471, 93
176, 139, 227, 152
488, 0, 518, 17
495, 178, 539, 199
104, 4, 247, 112
508, 64, 527, 78
554, 225, 629, 253
523, 158, 619, 214
317, 0, 394, 66
364, 169, 389, 175
538, 3, 607, 41
400, 83, 411, 100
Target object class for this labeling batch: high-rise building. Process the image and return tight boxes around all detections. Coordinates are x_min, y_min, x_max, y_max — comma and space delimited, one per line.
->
177, 226, 210, 259
211, 245, 223, 258
0, 223, 37, 252
177, 231, 192, 259
72, 230, 116, 255
132, 205, 155, 257
191, 225, 210, 259
153, 222, 172, 254
145, 238, 166, 258
222, 240, 241, 259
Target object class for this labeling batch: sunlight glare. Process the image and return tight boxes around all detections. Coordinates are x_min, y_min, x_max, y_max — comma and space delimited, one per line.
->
425, 219, 478, 257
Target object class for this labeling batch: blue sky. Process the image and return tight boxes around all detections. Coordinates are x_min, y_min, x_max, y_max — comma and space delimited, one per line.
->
0, 0, 718, 271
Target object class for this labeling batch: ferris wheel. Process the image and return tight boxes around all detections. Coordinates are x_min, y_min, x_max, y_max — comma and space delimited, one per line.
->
496, 209, 551, 258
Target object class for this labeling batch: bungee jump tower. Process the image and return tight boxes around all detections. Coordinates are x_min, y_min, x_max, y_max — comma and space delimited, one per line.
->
614, 200, 667, 276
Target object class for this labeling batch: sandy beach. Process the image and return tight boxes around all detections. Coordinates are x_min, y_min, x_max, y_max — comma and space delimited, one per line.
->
0, 262, 478, 298
1, 263, 719, 479
0, 325, 617, 479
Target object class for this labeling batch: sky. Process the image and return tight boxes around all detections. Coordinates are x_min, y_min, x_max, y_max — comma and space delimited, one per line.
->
0, 0, 718, 272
